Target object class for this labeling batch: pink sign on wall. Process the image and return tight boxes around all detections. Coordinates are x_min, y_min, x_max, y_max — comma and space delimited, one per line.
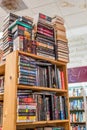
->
68, 66, 87, 83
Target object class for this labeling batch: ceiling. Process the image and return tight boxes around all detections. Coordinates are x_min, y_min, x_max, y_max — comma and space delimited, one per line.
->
0, 0, 87, 33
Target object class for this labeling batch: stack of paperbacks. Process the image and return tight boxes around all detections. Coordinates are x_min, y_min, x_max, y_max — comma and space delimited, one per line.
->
2, 13, 18, 61
9, 16, 36, 54
52, 16, 69, 63
33, 13, 55, 60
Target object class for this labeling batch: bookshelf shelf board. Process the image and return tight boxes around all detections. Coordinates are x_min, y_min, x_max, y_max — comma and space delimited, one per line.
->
0, 93, 3, 101
17, 120, 69, 127
71, 122, 86, 124
69, 96, 83, 99
18, 51, 66, 66
70, 109, 84, 112
0, 62, 5, 75
18, 85, 67, 94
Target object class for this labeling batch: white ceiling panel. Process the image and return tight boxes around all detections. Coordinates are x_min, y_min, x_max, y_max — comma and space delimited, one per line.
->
64, 11, 87, 28
33, 3, 62, 17
26, 0, 54, 8
56, 0, 87, 16
0, 7, 7, 15
15, 8, 34, 17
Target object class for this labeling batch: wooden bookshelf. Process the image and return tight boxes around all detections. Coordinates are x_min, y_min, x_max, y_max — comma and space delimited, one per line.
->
18, 51, 66, 66
2, 51, 70, 130
18, 85, 67, 94
69, 87, 87, 129
17, 120, 69, 128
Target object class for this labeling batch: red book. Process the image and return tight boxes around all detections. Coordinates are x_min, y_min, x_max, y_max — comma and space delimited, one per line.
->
60, 71, 65, 90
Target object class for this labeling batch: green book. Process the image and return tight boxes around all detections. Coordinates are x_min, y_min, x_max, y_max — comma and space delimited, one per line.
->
9, 20, 32, 30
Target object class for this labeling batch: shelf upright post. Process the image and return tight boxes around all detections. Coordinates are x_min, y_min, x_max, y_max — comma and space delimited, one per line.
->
3, 51, 18, 130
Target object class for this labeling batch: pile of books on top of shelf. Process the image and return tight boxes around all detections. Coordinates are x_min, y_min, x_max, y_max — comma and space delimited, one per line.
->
33, 13, 55, 60
2, 13, 18, 61
0, 38, 3, 62
0, 12, 69, 63
52, 16, 69, 62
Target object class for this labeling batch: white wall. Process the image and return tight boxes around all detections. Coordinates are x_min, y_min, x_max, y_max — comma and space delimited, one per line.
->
67, 34, 87, 68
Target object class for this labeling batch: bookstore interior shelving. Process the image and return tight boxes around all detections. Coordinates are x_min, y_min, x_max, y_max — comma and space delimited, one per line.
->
0, 13, 70, 130
69, 83, 87, 130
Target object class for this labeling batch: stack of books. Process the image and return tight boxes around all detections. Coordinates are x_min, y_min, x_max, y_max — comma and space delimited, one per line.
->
17, 90, 37, 122
2, 13, 18, 61
0, 38, 3, 62
33, 13, 55, 60
18, 55, 37, 86
9, 16, 34, 53
52, 16, 69, 62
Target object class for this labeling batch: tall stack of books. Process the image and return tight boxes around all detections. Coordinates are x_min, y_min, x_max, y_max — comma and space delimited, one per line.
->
9, 16, 34, 53
2, 13, 18, 60
52, 16, 69, 62
33, 13, 55, 60
17, 90, 37, 122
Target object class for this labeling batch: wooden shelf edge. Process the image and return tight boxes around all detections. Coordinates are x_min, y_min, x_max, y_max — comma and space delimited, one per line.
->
18, 85, 67, 93
70, 109, 84, 112
0, 93, 4, 101
18, 51, 67, 66
71, 122, 86, 124
17, 120, 69, 126
69, 96, 83, 99
0, 62, 5, 75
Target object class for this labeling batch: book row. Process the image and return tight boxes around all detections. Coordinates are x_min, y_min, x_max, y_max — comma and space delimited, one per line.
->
69, 99, 84, 110
69, 88, 84, 97
71, 125, 86, 130
18, 55, 65, 89
70, 112, 85, 123
17, 90, 68, 122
